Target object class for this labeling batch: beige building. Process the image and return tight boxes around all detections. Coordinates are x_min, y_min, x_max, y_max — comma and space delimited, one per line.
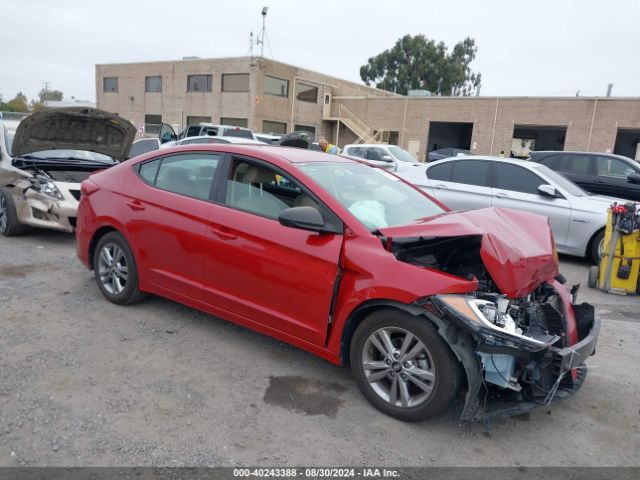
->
96, 56, 640, 160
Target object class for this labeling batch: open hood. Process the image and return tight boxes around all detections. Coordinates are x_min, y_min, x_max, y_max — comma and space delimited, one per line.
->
378, 207, 560, 298
12, 107, 136, 160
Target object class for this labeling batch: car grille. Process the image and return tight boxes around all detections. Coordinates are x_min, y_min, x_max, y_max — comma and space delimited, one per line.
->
69, 189, 81, 201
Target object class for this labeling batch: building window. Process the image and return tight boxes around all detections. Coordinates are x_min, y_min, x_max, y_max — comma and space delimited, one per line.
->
145, 76, 162, 93
221, 117, 248, 128
263, 120, 287, 134
187, 75, 212, 92
144, 114, 162, 134
187, 116, 212, 125
264, 76, 289, 97
103, 77, 118, 92
295, 83, 318, 103
222, 74, 249, 92
373, 131, 399, 145
294, 124, 315, 136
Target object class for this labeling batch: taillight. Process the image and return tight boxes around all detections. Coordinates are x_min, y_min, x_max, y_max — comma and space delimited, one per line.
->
80, 178, 100, 197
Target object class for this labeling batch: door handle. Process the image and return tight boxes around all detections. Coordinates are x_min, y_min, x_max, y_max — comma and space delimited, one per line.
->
495, 192, 510, 198
434, 184, 450, 189
126, 201, 145, 211
210, 227, 237, 241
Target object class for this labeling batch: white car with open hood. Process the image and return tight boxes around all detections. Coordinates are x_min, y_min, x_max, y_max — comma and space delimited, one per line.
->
0, 108, 135, 235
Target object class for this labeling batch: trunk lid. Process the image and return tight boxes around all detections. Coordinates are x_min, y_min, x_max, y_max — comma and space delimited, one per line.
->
12, 107, 136, 160
378, 207, 560, 298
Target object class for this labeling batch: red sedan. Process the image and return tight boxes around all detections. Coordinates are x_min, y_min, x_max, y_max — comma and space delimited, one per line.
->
76, 144, 599, 422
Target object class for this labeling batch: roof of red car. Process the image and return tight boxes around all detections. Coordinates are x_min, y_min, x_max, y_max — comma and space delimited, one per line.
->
156, 143, 352, 164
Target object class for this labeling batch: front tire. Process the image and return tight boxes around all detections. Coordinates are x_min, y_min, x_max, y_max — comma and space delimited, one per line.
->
350, 309, 460, 422
589, 230, 605, 265
0, 187, 27, 236
93, 231, 145, 305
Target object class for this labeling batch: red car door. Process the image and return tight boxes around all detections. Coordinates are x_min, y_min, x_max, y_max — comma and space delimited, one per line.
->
202, 158, 343, 346
123, 152, 222, 300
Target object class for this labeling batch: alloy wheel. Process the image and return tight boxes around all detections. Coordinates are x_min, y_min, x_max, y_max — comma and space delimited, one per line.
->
97, 243, 129, 295
361, 327, 436, 408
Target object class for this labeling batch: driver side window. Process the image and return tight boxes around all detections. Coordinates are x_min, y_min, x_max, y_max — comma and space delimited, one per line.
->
224, 159, 318, 220
596, 156, 634, 179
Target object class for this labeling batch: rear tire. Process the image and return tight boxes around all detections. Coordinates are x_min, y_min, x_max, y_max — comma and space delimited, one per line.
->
589, 230, 605, 265
0, 187, 27, 236
350, 309, 460, 422
93, 231, 145, 305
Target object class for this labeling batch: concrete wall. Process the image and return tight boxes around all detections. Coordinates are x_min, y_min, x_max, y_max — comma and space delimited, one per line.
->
334, 96, 640, 160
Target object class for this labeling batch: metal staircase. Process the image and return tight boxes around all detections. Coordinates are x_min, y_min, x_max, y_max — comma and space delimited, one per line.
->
323, 103, 385, 144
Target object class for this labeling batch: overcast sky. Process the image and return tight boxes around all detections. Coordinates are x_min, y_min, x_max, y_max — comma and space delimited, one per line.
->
2, 0, 639, 103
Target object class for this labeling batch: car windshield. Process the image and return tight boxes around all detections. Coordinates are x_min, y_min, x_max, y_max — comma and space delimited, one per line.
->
532, 163, 591, 197
299, 162, 445, 230
24, 149, 114, 164
388, 146, 417, 163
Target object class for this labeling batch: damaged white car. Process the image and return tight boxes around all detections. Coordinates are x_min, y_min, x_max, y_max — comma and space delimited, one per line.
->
0, 108, 135, 236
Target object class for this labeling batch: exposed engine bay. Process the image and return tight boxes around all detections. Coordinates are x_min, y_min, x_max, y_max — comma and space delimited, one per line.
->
23, 167, 93, 184
388, 234, 599, 420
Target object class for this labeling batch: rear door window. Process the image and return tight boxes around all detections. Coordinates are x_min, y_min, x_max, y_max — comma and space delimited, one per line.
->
137, 154, 221, 200
427, 162, 453, 181
493, 163, 545, 194
450, 160, 491, 187
557, 154, 592, 174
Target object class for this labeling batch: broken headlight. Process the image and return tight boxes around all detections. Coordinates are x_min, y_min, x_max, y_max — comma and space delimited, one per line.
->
30, 177, 63, 200
432, 295, 549, 350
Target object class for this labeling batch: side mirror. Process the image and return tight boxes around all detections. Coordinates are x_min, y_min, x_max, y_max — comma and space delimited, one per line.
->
538, 184, 558, 198
278, 206, 326, 232
627, 172, 640, 184
381, 155, 394, 162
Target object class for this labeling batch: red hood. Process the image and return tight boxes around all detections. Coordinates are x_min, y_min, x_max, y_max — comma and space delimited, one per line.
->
378, 208, 560, 298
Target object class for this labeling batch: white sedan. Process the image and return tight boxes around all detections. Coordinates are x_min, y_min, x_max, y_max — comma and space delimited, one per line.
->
396, 155, 625, 263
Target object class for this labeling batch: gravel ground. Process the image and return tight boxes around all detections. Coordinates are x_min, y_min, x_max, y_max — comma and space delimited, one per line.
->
0, 230, 639, 467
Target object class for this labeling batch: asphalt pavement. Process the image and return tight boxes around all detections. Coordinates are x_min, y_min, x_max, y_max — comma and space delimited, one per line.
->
0, 230, 638, 466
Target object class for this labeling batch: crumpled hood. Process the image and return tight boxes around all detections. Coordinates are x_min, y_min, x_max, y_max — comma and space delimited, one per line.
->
12, 107, 136, 160
378, 207, 560, 298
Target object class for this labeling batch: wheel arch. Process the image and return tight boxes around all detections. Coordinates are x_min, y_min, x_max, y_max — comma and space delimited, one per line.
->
88, 225, 120, 270
340, 298, 481, 419
586, 226, 606, 259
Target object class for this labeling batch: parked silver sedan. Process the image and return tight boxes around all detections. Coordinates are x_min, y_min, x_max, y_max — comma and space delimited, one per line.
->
397, 156, 624, 263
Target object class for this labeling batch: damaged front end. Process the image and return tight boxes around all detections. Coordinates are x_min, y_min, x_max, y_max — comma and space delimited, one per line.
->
379, 209, 600, 421
419, 285, 599, 421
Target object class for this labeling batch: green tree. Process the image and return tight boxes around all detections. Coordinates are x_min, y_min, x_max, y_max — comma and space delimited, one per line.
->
38, 88, 63, 103
360, 35, 481, 96
5, 92, 29, 112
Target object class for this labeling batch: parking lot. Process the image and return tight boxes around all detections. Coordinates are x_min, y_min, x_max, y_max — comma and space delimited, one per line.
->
1, 229, 639, 467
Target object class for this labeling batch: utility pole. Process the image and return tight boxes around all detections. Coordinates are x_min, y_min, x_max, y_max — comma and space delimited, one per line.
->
43, 81, 50, 108
606, 83, 613, 97
258, 7, 268, 58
